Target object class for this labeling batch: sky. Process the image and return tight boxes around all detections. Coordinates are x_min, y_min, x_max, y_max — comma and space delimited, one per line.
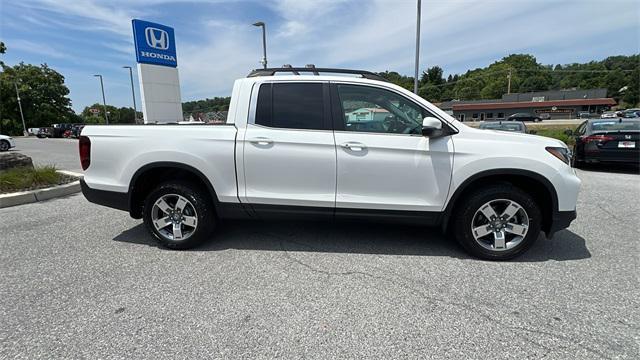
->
1, 0, 639, 113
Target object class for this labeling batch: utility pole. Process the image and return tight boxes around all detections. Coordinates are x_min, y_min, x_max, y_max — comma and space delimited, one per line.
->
123, 66, 138, 124
413, 0, 422, 94
14, 82, 28, 136
507, 69, 512, 94
253, 22, 268, 69
93, 74, 109, 124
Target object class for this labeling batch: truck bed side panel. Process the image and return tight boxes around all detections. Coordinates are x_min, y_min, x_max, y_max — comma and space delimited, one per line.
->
82, 125, 239, 203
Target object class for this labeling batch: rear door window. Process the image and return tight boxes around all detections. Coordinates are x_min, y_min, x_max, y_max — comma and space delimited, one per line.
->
590, 121, 640, 132
255, 83, 326, 130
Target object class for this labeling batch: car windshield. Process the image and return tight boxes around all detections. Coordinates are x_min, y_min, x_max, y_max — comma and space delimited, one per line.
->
591, 121, 640, 132
480, 123, 523, 132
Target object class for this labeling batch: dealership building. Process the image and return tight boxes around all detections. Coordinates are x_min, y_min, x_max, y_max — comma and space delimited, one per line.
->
438, 88, 616, 121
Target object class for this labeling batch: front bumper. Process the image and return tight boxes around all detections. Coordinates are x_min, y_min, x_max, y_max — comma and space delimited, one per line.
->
548, 210, 577, 237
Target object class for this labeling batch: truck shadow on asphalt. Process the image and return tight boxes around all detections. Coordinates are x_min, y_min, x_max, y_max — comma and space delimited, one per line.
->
113, 220, 591, 262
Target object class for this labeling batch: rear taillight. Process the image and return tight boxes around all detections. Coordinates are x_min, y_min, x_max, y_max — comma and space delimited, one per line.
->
581, 135, 615, 143
79, 136, 91, 170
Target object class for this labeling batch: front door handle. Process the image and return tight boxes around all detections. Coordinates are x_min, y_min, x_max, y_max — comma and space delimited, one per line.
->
341, 142, 366, 152
248, 137, 273, 146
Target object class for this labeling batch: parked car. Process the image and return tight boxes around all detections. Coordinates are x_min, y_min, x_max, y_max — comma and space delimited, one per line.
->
578, 112, 591, 119
37, 127, 53, 138
538, 113, 551, 120
0, 134, 16, 151
71, 125, 85, 138
622, 109, 640, 118
507, 113, 542, 122
569, 118, 640, 167
479, 121, 527, 133
600, 111, 617, 119
52, 123, 74, 138
79, 67, 580, 261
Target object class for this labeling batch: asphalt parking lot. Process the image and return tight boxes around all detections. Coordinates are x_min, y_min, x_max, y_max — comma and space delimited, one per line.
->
1, 139, 639, 359
10, 137, 82, 172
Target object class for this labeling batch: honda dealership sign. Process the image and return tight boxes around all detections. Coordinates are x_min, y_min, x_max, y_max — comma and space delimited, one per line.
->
132, 19, 182, 123
132, 19, 177, 67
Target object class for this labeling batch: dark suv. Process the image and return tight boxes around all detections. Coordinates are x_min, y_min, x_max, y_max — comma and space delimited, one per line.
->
507, 113, 542, 122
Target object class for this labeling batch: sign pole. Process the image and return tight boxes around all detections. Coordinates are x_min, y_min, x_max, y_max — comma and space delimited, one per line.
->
14, 82, 28, 136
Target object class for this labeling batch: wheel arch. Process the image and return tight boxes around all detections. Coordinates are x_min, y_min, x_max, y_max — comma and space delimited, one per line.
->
442, 169, 559, 235
128, 162, 220, 219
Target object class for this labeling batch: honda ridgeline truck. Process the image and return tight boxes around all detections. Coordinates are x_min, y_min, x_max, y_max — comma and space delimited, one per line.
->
79, 67, 580, 260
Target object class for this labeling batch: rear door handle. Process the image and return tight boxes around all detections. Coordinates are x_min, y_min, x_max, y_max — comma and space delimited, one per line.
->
341, 142, 366, 152
248, 137, 273, 145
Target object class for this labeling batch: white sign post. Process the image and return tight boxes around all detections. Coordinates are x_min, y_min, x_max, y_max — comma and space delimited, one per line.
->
132, 19, 183, 124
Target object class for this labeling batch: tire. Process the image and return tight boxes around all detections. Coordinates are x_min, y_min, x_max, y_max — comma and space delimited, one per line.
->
571, 146, 584, 169
571, 154, 583, 169
452, 183, 541, 260
0, 140, 9, 152
143, 181, 215, 250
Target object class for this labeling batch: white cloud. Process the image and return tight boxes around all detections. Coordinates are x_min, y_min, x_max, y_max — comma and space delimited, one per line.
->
5, 0, 638, 109
7, 39, 71, 59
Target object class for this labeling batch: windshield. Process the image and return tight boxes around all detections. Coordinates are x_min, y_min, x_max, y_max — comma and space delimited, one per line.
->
591, 121, 640, 132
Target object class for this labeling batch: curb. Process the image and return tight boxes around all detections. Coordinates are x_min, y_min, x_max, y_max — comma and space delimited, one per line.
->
0, 171, 83, 209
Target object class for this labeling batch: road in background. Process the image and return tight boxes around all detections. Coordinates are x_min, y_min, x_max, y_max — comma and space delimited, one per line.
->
1, 166, 638, 359
10, 137, 80, 172
464, 119, 583, 128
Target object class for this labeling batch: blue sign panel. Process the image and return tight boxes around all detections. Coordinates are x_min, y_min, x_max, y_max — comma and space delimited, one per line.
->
132, 19, 177, 67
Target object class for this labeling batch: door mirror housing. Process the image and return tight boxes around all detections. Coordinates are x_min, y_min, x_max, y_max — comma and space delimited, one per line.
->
421, 117, 443, 137
563, 129, 574, 136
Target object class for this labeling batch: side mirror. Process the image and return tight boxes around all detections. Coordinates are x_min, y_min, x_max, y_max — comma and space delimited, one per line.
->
421, 117, 443, 137
563, 129, 574, 136
528, 129, 537, 134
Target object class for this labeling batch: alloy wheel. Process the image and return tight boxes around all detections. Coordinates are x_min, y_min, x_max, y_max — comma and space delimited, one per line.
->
150, 194, 198, 241
471, 199, 530, 251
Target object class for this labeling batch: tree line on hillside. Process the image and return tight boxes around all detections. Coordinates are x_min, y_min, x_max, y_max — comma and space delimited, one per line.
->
182, 97, 231, 114
0, 41, 638, 136
380, 54, 639, 106
80, 104, 142, 124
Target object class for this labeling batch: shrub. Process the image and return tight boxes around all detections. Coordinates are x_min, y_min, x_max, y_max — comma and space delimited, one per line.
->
0, 166, 60, 193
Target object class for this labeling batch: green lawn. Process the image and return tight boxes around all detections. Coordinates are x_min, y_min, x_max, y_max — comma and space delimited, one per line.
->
529, 125, 578, 146
0, 166, 61, 193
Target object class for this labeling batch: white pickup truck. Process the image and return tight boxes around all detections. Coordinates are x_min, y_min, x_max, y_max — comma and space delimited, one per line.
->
80, 67, 580, 260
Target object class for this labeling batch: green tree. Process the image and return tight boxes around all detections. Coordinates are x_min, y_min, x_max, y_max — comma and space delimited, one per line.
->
1, 62, 76, 135
377, 71, 414, 91
622, 68, 639, 106
80, 103, 137, 124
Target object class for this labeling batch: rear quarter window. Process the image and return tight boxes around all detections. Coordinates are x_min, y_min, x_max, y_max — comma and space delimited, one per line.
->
255, 83, 325, 130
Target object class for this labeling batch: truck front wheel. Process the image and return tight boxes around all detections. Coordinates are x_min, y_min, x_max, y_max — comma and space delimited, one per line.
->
143, 181, 215, 250
452, 184, 541, 260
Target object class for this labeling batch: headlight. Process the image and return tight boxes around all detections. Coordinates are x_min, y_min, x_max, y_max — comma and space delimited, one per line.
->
546, 146, 571, 165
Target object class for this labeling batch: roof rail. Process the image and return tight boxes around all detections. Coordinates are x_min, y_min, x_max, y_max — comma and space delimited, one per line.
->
247, 66, 389, 82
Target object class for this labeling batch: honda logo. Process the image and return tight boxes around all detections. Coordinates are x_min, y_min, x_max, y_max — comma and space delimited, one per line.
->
145, 27, 169, 50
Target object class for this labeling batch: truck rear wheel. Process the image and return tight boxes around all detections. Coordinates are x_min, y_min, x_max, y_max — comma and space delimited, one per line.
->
143, 181, 215, 250
452, 184, 541, 260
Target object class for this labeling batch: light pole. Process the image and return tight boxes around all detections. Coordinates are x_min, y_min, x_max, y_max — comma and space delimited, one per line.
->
93, 74, 109, 124
14, 81, 28, 136
122, 66, 138, 124
414, 0, 422, 95
252, 21, 267, 69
